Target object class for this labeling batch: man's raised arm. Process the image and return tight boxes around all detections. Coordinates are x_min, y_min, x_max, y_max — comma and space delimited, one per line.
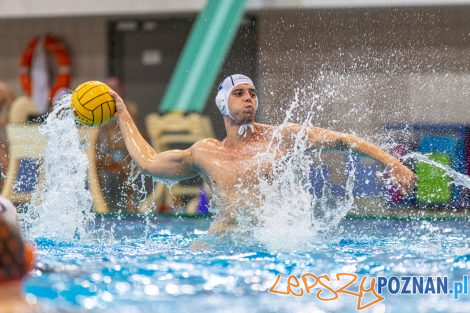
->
110, 90, 198, 180
305, 126, 415, 195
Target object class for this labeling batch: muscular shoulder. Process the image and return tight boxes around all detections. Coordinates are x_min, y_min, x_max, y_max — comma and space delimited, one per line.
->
276, 122, 308, 137
187, 138, 221, 168
281, 123, 328, 135
275, 123, 333, 148
191, 138, 221, 149
189, 138, 221, 156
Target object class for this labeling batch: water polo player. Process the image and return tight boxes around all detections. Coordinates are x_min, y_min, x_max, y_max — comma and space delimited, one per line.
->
109, 74, 415, 233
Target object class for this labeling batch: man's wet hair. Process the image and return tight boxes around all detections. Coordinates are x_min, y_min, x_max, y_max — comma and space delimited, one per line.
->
0, 215, 27, 281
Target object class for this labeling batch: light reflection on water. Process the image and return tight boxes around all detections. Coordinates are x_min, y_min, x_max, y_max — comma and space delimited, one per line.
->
26, 216, 470, 313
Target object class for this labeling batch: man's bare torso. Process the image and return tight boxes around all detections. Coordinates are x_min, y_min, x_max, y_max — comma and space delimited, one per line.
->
189, 123, 294, 232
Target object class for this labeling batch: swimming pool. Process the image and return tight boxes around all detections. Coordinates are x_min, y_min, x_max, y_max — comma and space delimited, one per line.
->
25, 215, 470, 313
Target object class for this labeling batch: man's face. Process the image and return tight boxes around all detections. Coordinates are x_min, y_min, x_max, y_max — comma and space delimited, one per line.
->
227, 83, 257, 124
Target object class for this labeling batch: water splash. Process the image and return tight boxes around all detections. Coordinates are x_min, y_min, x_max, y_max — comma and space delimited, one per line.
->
17, 92, 165, 241
20, 94, 95, 241
212, 91, 358, 251
254, 99, 358, 251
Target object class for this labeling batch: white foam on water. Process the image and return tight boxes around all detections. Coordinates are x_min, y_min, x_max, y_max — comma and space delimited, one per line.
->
16, 92, 173, 242
20, 94, 96, 241
253, 95, 357, 251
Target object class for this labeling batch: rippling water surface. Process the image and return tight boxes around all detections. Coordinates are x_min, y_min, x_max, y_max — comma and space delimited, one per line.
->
25, 216, 470, 313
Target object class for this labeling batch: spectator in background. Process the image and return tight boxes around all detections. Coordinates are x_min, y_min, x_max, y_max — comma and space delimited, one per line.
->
0, 196, 36, 313
0, 82, 15, 183
97, 77, 141, 212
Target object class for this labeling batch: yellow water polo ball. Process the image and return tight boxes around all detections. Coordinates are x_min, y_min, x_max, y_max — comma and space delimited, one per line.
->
71, 81, 116, 127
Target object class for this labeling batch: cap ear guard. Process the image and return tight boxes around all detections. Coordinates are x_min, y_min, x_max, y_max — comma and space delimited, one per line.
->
215, 92, 226, 113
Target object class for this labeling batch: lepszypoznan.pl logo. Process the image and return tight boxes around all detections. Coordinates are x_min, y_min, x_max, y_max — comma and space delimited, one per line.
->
269, 273, 468, 310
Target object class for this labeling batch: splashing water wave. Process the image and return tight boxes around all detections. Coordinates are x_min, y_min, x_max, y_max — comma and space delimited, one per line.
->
210, 91, 358, 251
20, 94, 96, 241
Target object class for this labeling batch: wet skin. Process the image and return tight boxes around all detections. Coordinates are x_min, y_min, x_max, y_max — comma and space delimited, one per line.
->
110, 84, 415, 233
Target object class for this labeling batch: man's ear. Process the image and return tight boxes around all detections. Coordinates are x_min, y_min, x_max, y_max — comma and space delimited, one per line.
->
24, 243, 35, 273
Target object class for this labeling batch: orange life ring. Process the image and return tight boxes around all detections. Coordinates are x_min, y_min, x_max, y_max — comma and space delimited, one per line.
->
20, 36, 71, 100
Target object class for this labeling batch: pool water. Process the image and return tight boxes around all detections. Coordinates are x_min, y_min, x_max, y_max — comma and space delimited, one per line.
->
25, 216, 470, 313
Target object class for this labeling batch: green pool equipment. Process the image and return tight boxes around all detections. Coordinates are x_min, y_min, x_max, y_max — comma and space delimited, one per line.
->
416, 136, 460, 205
416, 152, 452, 204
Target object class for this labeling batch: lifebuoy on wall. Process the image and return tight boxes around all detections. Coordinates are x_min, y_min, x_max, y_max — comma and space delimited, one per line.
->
20, 35, 71, 100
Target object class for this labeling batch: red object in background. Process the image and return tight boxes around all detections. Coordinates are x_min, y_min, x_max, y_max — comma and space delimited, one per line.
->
20, 35, 71, 101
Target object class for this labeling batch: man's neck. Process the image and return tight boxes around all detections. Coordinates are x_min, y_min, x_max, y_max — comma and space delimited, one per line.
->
223, 118, 257, 146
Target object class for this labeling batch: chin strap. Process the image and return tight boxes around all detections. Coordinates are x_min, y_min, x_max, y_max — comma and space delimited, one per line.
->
226, 114, 255, 137
238, 123, 255, 137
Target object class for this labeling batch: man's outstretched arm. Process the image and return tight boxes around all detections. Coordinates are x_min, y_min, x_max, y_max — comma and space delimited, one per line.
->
305, 126, 415, 194
110, 90, 198, 180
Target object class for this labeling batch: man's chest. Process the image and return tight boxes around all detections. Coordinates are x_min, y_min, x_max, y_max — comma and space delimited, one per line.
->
198, 146, 280, 189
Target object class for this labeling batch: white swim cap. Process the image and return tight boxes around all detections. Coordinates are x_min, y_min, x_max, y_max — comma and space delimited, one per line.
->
0, 196, 18, 227
215, 74, 256, 119
215, 74, 257, 137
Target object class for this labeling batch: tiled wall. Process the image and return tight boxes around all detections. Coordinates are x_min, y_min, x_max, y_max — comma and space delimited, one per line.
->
0, 17, 107, 97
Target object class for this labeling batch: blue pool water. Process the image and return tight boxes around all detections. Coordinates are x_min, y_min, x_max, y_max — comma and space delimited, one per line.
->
25, 216, 470, 313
